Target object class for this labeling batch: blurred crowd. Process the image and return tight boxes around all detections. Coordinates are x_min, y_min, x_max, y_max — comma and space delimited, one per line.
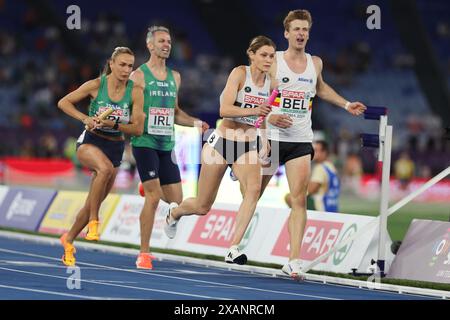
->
0, 1, 448, 180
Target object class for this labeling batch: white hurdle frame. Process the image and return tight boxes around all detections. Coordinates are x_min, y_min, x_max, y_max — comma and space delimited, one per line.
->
377, 115, 392, 275
303, 165, 450, 274
303, 109, 450, 276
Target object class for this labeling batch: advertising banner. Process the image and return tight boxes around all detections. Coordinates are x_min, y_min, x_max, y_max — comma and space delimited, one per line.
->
387, 219, 450, 284
39, 191, 119, 237
101, 196, 174, 249
0, 186, 56, 231
0, 185, 9, 207
257, 210, 379, 273
169, 202, 387, 273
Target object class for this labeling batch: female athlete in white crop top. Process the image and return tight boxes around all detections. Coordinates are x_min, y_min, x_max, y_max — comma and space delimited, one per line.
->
163, 36, 277, 265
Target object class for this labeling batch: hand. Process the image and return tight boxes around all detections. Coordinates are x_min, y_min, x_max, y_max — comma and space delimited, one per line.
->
95, 118, 115, 129
195, 120, 210, 133
200, 121, 210, 133
83, 117, 98, 131
268, 114, 293, 128
346, 101, 366, 116
254, 102, 272, 117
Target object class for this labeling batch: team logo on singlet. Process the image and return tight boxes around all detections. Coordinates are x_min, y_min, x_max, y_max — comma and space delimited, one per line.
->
244, 86, 251, 93
282, 77, 289, 83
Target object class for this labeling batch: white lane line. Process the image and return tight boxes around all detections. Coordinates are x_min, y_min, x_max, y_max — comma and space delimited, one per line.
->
0, 248, 339, 300
1, 231, 447, 300
0, 284, 124, 300
0, 267, 230, 300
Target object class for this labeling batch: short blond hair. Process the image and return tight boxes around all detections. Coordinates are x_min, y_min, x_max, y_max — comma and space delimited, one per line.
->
283, 9, 313, 31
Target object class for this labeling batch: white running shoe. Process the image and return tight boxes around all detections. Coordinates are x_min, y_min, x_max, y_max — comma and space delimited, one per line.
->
229, 170, 238, 181
163, 202, 179, 239
225, 245, 248, 265
282, 259, 306, 280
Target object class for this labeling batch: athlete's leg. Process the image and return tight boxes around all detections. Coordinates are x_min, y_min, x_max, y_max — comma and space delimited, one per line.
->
139, 178, 163, 253
284, 155, 311, 260
229, 150, 261, 246
170, 144, 228, 220
76, 144, 115, 222
160, 149, 183, 204
161, 182, 183, 204
66, 166, 119, 243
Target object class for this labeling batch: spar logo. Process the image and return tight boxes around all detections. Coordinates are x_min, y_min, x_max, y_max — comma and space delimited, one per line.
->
333, 223, 357, 265
188, 209, 237, 247
271, 219, 354, 265
243, 95, 266, 105
429, 229, 450, 267
187, 209, 258, 248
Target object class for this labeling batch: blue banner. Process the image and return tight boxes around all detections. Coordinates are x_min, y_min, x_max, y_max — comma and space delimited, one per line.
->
0, 186, 56, 231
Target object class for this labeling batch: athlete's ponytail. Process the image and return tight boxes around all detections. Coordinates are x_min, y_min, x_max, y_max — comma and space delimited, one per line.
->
102, 46, 134, 75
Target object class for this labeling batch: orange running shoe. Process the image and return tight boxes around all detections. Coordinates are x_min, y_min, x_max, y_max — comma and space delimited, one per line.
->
60, 233, 76, 266
85, 220, 100, 241
135, 252, 155, 270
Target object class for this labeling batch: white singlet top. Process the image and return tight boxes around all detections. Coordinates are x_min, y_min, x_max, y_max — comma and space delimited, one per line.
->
221, 66, 271, 127
266, 51, 317, 142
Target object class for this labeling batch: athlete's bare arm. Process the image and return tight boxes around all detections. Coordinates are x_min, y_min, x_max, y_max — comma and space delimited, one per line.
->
57, 78, 101, 130
220, 66, 271, 118
313, 56, 366, 115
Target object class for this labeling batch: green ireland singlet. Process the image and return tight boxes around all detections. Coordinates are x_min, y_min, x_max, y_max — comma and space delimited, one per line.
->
89, 74, 134, 137
131, 64, 177, 151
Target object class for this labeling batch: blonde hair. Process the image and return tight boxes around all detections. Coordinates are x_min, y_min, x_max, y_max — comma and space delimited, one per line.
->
283, 9, 313, 31
102, 47, 134, 75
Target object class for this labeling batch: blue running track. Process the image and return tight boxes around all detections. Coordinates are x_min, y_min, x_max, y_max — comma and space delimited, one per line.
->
0, 235, 437, 300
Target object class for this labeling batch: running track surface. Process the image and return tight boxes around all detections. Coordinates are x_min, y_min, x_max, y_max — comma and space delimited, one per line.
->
0, 235, 436, 300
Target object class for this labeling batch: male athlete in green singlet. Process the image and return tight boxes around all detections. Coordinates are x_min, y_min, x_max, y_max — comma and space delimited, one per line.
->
130, 26, 209, 269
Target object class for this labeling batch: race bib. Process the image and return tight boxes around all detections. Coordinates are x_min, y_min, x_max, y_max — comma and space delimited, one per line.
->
148, 107, 174, 135
96, 106, 130, 133
206, 131, 220, 147
279, 90, 311, 119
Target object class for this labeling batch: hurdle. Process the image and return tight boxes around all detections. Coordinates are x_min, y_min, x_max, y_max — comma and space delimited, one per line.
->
362, 106, 391, 276
302, 107, 450, 278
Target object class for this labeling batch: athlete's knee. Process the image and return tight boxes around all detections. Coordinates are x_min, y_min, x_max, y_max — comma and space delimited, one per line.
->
244, 182, 261, 199
144, 190, 161, 204
96, 164, 114, 179
289, 193, 307, 208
